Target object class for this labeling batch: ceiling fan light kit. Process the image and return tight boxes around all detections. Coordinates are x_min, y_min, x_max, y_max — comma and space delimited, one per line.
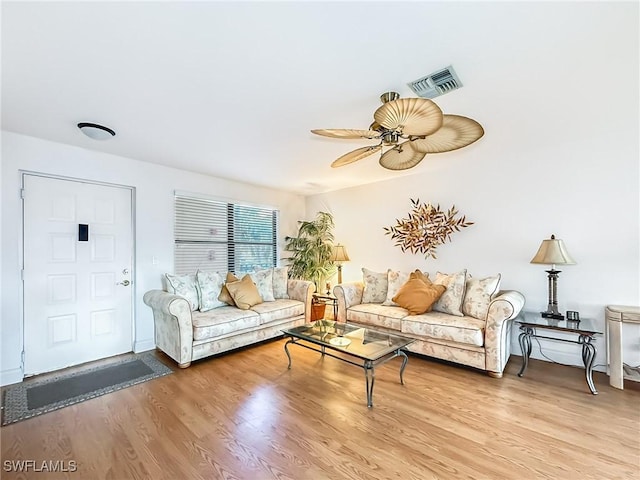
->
312, 79, 483, 171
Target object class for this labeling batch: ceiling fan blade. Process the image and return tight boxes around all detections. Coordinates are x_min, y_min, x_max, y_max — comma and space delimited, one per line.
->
373, 98, 443, 137
409, 115, 484, 153
311, 129, 380, 139
331, 145, 382, 168
379, 142, 426, 170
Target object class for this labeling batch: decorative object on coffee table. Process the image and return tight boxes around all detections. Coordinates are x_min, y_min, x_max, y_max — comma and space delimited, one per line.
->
383, 198, 473, 259
530, 234, 576, 320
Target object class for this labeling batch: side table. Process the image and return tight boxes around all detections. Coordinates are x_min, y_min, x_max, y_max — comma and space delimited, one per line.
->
312, 294, 338, 321
516, 312, 602, 394
606, 305, 640, 389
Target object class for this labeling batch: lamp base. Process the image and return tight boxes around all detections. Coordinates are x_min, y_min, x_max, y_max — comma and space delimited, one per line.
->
541, 311, 565, 320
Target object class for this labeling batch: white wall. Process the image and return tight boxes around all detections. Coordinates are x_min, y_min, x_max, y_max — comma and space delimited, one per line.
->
306, 64, 640, 373
1, 131, 306, 385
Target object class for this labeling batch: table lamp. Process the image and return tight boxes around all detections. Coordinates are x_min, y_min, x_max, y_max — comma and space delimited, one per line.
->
530, 234, 576, 319
330, 244, 350, 285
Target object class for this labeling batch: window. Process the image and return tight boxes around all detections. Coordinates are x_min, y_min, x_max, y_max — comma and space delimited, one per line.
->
174, 193, 278, 275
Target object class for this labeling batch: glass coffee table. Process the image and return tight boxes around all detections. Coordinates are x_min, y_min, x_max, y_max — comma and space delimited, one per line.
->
282, 320, 415, 407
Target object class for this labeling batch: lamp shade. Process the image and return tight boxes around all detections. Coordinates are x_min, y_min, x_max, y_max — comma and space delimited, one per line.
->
330, 244, 350, 262
530, 234, 576, 265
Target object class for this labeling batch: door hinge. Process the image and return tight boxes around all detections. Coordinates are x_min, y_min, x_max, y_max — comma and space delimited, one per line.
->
20, 269, 24, 281
20, 188, 25, 199
21, 350, 25, 368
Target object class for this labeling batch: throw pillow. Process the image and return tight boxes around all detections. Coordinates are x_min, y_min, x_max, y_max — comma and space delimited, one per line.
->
412, 269, 430, 285
226, 274, 263, 310
432, 269, 468, 317
196, 270, 227, 312
250, 269, 276, 302
463, 274, 502, 320
272, 267, 289, 299
361, 268, 388, 304
218, 272, 239, 306
383, 270, 411, 306
392, 277, 446, 315
165, 273, 199, 311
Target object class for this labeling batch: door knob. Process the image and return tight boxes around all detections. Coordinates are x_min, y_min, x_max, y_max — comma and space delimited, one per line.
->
116, 280, 131, 286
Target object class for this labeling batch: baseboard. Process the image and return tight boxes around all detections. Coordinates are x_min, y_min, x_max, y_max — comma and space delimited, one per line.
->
1, 367, 24, 387
133, 338, 156, 353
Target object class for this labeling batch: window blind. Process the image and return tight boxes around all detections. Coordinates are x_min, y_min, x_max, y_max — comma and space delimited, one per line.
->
174, 194, 278, 275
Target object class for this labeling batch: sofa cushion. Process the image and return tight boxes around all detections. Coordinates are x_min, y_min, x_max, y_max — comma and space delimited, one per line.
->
272, 267, 289, 299
383, 270, 411, 306
401, 311, 485, 347
346, 303, 407, 331
250, 269, 276, 302
250, 299, 305, 324
432, 270, 468, 317
226, 274, 263, 310
191, 306, 260, 341
362, 268, 388, 304
392, 277, 446, 315
196, 270, 227, 312
165, 273, 199, 311
463, 274, 501, 320
218, 272, 239, 306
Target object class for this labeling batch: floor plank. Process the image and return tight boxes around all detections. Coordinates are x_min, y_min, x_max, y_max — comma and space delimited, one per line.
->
2, 339, 639, 479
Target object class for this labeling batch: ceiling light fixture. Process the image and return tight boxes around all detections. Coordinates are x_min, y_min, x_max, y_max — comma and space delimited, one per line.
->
311, 92, 483, 171
77, 122, 116, 140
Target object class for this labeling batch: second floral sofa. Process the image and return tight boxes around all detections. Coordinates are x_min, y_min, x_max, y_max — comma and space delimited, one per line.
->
333, 268, 525, 377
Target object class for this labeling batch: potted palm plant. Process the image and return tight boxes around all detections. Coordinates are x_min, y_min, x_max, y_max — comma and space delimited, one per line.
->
284, 211, 337, 321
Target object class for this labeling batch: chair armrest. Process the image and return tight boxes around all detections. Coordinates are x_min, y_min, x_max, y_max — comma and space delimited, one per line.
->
484, 290, 526, 375
333, 282, 364, 322
287, 279, 316, 322
143, 290, 194, 367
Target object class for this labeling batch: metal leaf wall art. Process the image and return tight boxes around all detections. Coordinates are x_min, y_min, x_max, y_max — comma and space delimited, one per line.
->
383, 199, 474, 259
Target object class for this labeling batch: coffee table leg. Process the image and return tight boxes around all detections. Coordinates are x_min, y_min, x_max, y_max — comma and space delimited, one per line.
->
579, 334, 598, 395
284, 337, 294, 369
364, 361, 375, 408
398, 350, 409, 385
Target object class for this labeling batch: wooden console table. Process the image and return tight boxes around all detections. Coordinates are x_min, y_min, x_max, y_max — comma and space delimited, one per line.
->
606, 305, 640, 390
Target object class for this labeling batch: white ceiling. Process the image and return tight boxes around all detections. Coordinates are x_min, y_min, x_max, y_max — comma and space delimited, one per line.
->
1, 1, 632, 195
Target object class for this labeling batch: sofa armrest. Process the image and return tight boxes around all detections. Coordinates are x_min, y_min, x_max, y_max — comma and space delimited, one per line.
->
484, 290, 526, 376
333, 282, 364, 323
143, 290, 194, 367
287, 279, 316, 322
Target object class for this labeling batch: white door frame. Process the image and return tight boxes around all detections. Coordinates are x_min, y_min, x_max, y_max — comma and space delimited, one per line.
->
20, 170, 137, 377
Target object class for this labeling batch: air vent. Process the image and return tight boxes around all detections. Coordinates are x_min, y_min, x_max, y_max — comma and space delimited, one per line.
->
407, 66, 462, 99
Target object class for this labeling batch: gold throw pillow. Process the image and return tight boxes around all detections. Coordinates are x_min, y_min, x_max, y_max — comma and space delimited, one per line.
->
392, 277, 446, 315
218, 272, 239, 306
225, 274, 263, 310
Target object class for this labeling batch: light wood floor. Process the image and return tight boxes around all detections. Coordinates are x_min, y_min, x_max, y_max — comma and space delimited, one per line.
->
2, 339, 639, 480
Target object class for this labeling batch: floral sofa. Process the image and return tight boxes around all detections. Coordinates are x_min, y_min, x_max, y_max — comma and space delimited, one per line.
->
333, 268, 525, 377
143, 267, 314, 368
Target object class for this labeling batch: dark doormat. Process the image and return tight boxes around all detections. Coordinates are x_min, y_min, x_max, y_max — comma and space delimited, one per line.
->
1, 352, 173, 425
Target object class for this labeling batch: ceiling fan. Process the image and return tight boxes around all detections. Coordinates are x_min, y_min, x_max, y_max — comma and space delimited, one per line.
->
311, 91, 484, 171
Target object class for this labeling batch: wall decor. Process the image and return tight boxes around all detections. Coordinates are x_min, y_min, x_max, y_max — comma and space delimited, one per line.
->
383, 198, 473, 259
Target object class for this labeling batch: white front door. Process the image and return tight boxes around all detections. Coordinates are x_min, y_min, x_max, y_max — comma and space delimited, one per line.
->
23, 174, 134, 376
